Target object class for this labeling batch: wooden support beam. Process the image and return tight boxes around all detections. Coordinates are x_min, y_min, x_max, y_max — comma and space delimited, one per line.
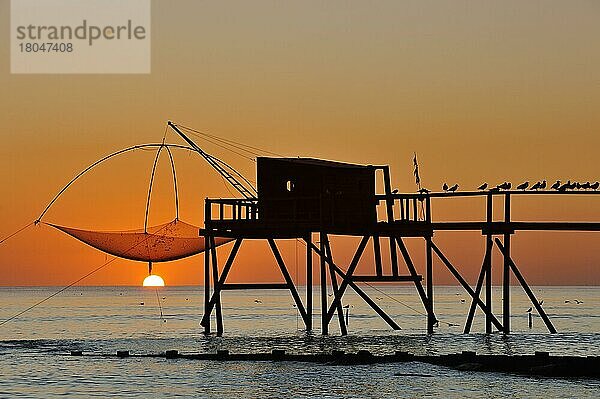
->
324, 236, 347, 335
306, 234, 312, 331
221, 283, 289, 290
373, 235, 383, 277
464, 244, 489, 334
430, 241, 504, 332
268, 239, 309, 326
395, 238, 435, 326
203, 231, 211, 334
319, 233, 328, 335
328, 262, 401, 331
209, 237, 223, 335
382, 166, 399, 276
351, 275, 421, 282
200, 239, 242, 328
426, 238, 434, 333
494, 239, 557, 334
306, 238, 400, 331
485, 194, 493, 334
324, 236, 370, 323
503, 193, 511, 333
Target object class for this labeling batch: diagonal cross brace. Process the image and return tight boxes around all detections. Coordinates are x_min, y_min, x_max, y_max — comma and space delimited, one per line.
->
429, 241, 504, 332
494, 239, 557, 334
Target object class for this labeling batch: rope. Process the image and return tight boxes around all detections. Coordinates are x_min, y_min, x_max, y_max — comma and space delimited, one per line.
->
360, 281, 458, 327
0, 221, 34, 245
177, 123, 284, 158
155, 288, 165, 322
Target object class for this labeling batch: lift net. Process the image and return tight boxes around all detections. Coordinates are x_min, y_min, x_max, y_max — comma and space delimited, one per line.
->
47, 219, 232, 262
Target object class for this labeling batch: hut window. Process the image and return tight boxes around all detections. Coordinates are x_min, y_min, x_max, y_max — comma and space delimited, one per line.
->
286, 180, 295, 192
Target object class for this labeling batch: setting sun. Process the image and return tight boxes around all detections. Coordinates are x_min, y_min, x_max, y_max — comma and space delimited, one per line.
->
142, 274, 165, 287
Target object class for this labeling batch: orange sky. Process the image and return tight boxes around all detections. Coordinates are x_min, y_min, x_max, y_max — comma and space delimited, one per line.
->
0, 1, 598, 286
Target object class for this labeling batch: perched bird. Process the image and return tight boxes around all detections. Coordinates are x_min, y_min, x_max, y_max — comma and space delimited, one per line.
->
517, 181, 529, 190
568, 181, 577, 190
526, 307, 532, 313
448, 184, 459, 192
443, 183, 449, 192
558, 181, 571, 191
497, 182, 511, 190
254, 299, 262, 304
581, 182, 591, 190
576, 182, 582, 190
591, 182, 600, 190
478, 183, 488, 191
418, 188, 430, 194
550, 180, 561, 190
392, 189, 399, 194
140, 302, 144, 306
530, 181, 541, 190
539, 180, 547, 190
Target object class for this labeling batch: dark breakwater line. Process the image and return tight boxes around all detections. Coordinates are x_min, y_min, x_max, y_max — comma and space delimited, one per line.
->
67, 349, 600, 379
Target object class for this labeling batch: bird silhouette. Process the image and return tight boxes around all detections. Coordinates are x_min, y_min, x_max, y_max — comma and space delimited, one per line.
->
581, 182, 591, 190
530, 181, 541, 190
539, 180, 547, 189
558, 181, 571, 191
443, 183, 449, 192
254, 299, 262, 303
526, 307, 532, 313
448, 184, 459, 192
497, 182, 511, 190
419, 188, 430, 194
517, 181, 529, 190
478, 183, 488, 190
550, 180, 561, 190
591, 182, 600, 190
392, 189, 399, 194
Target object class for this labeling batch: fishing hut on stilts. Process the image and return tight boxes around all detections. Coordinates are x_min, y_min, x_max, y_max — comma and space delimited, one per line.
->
176, 123, 600, 336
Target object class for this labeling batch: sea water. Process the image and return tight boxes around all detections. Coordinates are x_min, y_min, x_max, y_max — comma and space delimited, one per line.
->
0, 286, 598, 398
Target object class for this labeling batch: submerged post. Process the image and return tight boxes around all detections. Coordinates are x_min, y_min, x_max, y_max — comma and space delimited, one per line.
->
485, 194, 493, 334
503, 193, 511, 333
306, 234, 313, 331
319, 232, 329, 335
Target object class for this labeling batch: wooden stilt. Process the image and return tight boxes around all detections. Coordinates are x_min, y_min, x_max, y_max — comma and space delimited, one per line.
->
464, 247, 489, 334
373, 235, 383, 277
503, 193, 511, 333
323, 236, 347, 335
268, 239, 308, 325
426, 237, 434, 333
395, 237, 435, 329
209, 237, 223, 335
306, 234, 313, 331
203, 231, 211, 334
319, 233, 328, 335
485, 194, 493, 334
200, 239, 242, 327
325, 236, 369, 323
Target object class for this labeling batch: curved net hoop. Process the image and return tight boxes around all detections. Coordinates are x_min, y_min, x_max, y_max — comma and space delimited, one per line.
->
47, 219, 232, 262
